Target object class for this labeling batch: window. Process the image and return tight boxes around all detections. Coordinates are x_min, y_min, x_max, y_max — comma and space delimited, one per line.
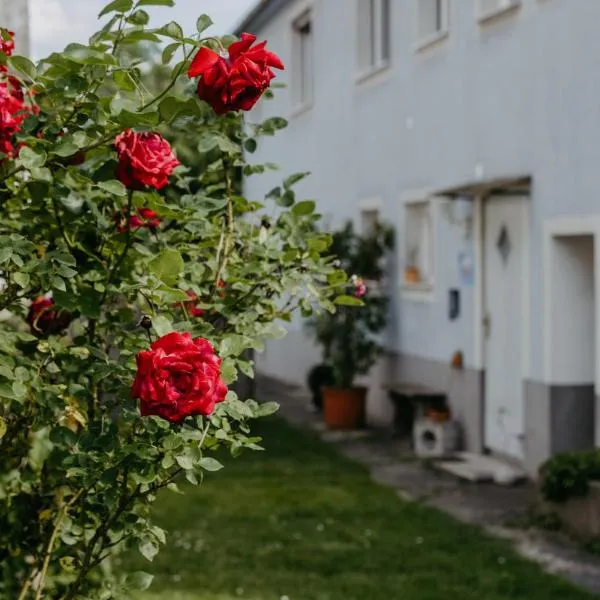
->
417, 0, 449, 46
478, 0, 521, 22
361, 208, 380, 236
292, 11, 313, 109
357, 0, 390, 76
404, 201, 434, 287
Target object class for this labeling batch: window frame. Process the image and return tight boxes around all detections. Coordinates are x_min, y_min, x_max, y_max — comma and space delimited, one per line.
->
291, 9, 314, 114
414, 0, 450, 53
476, 0, 521, 24
402, 198, 436, 297
356, 0, 391, 82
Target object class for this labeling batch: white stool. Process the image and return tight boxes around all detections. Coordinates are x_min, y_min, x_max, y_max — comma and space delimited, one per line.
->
413, 418, 460, 458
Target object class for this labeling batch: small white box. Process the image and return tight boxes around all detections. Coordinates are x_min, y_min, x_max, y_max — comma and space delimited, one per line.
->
413, 418, 460, 458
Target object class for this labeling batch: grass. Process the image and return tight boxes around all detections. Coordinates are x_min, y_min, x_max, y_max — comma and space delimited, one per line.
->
122, 417, 596, 600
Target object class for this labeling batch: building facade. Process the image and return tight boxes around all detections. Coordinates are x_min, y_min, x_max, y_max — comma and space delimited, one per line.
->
237, 0, 600, 475
0, 0, 30, 55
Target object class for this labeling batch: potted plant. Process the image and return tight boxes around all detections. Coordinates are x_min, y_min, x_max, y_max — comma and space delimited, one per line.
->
307, 221, 394, 429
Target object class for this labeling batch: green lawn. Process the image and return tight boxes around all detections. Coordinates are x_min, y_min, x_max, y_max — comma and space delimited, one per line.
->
123, 417, 595, 600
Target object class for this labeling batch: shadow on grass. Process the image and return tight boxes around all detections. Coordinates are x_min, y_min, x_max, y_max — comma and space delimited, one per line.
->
121, 417, 595, 600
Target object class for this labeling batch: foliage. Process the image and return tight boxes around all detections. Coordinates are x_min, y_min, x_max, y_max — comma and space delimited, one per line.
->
123, 417, 593, 600
540, 449, 600, 503
306, 220, 394, 388
0, 3, 344, 599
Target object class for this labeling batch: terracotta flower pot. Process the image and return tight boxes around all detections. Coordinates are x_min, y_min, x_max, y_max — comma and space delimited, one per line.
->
322, 386, 367, 430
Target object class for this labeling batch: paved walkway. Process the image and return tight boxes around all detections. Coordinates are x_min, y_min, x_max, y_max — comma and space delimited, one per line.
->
256, 375, 600, 596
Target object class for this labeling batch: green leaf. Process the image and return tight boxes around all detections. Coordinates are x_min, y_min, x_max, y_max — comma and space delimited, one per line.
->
157, 21, 184, 40
199, 457, 223, 472
0, 248, 11, 264
113, 69, 137, 91
138, 539, 159, 562
292, 200, 316, 216
244, 138, 257, 153
98, 180, 127, 196
284, 171, 310, 190
257, 401, 280, 417
13, 272, 29, 288
152, 315, 173, 337
0, 417, 6, 440
99, 0, 133, 17
116, 109, 160, 128
128, 572, 154, 591
8, 55, 36, 79
136, 0, 174, 5
12, 381, 27, 398
161, 42, 180, 65
334, 295, 364, 306
127, 9, 149, 25
175, 454, 194, 470
196, 14, 213, 34
262, 322, 287, 339
276, 190, 295, 208
149, 248, 184, 286
19, 146, 46, 169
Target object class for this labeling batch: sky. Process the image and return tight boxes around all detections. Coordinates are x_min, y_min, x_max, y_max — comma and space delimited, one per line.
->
30, 0, 258, 59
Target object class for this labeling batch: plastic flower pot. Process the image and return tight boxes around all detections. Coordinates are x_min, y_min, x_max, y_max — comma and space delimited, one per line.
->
322, 386, 367, 430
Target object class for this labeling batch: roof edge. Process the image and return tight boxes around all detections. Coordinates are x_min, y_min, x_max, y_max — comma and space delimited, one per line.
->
233, 0, 294, 36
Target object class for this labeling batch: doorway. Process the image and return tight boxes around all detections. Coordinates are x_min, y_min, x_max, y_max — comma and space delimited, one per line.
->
483, 196, 528, 459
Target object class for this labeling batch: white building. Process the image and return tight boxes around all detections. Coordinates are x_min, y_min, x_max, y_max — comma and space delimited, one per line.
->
240, 0, 600, 476
0, 0, 30, 55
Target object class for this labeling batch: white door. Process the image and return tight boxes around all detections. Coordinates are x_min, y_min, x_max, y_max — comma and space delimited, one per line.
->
483, 197, 527, 459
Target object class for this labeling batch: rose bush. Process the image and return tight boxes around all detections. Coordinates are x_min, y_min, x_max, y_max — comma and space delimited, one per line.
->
0, 3, 347, 599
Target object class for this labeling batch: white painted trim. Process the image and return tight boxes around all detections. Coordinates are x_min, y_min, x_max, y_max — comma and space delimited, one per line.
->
521, 200, 531, 379
355, 62, 390, 86
473, 195, 484, 370
476, 0, 521, 24
357, 196, 383, 212
413, 30, 449, 53
542, 215, 600, 390
414, 0, 450, 53
288, 0, 314, 115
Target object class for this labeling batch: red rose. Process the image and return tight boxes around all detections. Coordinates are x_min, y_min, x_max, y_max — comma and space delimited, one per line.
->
0, 35, 38, 160
188, 33, 284, 115
114, 129, 179, 190
0, 31, 14, 57
131, 332, 227, 423
115, 207, 161, 234
27, 296, 70, 335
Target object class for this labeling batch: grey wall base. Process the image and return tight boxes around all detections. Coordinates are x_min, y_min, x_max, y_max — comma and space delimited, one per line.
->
524, 380, 595, 476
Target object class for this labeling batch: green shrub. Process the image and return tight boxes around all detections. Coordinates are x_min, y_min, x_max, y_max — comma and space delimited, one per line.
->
540, 450, 600, 503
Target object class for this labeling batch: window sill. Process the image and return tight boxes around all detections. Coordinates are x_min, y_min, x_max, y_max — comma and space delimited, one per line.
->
401, 283, 435, 302
413, 30, 449, 53
355, 62, 390, 86
477, 1, 521, 25
289, 102, 313, 119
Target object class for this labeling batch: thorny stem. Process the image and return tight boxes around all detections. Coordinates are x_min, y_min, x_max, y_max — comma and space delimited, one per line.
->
102, 188, 135, 303
32, 489, 84, 600
51, 196, 73, 249
214, 162, 235, 290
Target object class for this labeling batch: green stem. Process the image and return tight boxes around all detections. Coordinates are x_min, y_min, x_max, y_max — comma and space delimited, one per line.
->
102, 188, 135, 303
138, 45, 196, 112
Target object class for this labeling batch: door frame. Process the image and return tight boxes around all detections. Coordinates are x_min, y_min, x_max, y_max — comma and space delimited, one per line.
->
543, 216, 600, 391
473, 193, 531, 451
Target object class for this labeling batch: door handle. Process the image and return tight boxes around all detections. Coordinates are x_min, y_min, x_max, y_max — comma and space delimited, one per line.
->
483, 313, 491, 339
